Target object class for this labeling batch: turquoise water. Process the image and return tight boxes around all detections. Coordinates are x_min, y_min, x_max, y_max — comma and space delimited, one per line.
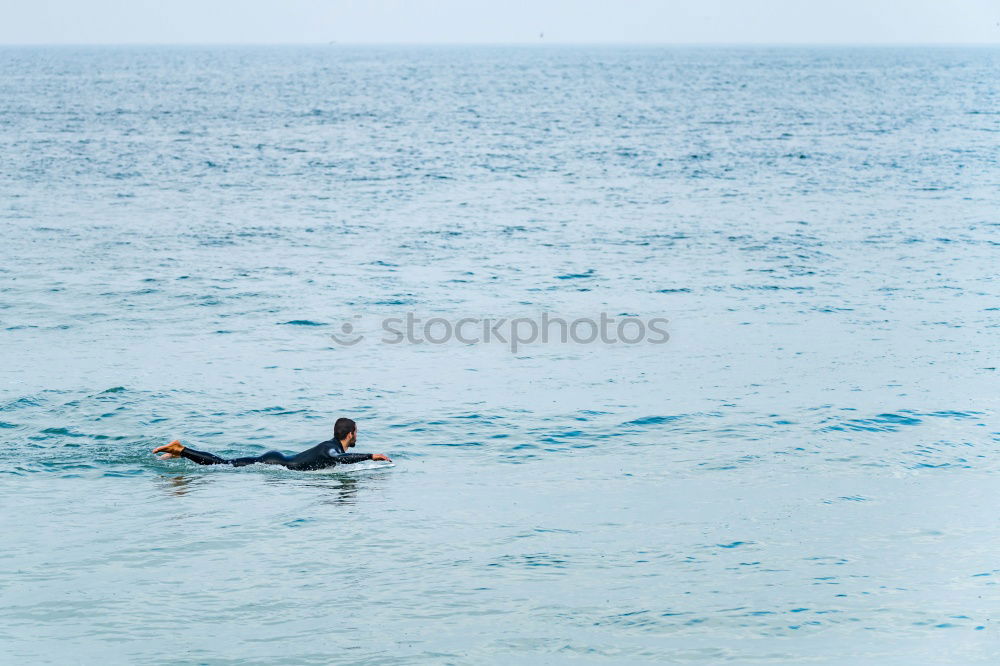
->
1, 46, 998, 663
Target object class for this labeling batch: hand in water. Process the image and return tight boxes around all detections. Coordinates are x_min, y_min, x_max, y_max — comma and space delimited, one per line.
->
372, 454, 392, 462
152, 440, 185, 460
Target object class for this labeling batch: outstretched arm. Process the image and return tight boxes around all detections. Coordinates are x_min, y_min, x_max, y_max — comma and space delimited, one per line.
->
332, 453, 391, 465
283, 447, 391, 470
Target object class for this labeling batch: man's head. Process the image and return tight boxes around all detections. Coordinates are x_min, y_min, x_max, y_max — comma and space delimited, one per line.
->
334, 417, 357, 447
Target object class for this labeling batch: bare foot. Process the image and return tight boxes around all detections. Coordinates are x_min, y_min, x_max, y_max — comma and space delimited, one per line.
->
152, 439, 185, 460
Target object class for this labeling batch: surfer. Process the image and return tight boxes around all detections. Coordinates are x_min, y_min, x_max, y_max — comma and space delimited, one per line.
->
152, 417, 391, 471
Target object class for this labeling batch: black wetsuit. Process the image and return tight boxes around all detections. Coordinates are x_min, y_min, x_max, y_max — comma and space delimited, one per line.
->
180, 439, 374, 471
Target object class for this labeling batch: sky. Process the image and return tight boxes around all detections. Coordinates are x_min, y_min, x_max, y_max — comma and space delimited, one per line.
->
3, 0, 999, 45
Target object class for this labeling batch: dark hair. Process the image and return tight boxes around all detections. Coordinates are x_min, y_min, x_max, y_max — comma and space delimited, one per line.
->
334, 417, 356, 442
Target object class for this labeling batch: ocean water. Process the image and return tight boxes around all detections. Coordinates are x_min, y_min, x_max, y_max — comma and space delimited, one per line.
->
0, 45, 998, 664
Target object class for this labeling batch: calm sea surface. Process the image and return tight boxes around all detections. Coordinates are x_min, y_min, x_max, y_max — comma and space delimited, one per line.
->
1, 46, 998, 664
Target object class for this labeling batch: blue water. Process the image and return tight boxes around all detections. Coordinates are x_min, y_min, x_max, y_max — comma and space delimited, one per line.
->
1, 46, 998, 664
